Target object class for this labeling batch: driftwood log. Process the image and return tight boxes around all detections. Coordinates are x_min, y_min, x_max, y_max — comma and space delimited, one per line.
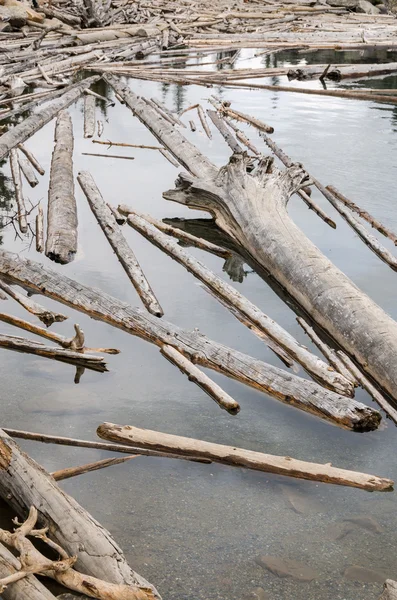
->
379, 580, 397, 600
97, 423, 393, 491
84, 94, 96, 138
9, 150, 27, 234
78, 171, 163, 317
46, 110, 77, 265
0, 250, 381, 431
0, 279, 67, 327
104, 77, 397, 403
0, 429, 160, 597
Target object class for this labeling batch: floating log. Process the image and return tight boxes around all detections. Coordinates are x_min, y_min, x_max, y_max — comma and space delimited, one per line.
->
0, 333, 107, 372
159, 148, 179, 167
84, 93, 96, 138
327, 185, 397, 246
45, 110, 77, 265
0, 279, 67, 327
97, 423, 393, 491
125, 210, 353, 395
207, 109, 242, 154
379, 580, 397, 600
9, 149, 27, 234
118, 205, 231, 259
18, 154, 38, 188
35, 204, 44, 253
108, 203, 127, 225
221, 105, 274, 134
17, 145, 45, 176
97, 119, 104, 137
52, 455, 139, 482
0, 249, 381, 431
189, 120, 196, 132
92, 140, 161, 150
0, 429, 160, 597
161, 344, 240, 414
78, 171, 163, 317
150, 97, 185, 128
0, 540, 57, 600
197, 104, 212, 139
0, 75, 100, 160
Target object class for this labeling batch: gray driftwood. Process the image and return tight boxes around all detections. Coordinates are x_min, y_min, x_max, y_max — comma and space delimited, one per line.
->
0, 279, 66, 326
0, 249, 382, 431
379, 581, 397, 600
84, 94, 96, 138
46, 110, 77, 264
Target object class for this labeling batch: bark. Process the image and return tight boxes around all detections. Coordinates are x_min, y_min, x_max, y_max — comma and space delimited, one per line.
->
97, 423, 393, 491
78, 171, 163, 317
160, 344, 240, 414
0, 249, 381, 431
125, 209, 354, 396
379, 580, 397, 600
46, 110, 77, 265
0, 429, 160, 597
84, 94, 96, 138
0, 541, 57, 600
0, 75, 100, 160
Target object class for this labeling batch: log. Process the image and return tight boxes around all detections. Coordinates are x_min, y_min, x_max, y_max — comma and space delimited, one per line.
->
379, 580, 397, 600
197, 104, 212, 139
159, 148, 179, 167
150, 97, 185, 128
82, 152, 135, 160
17, 144, 45, 176
118, 205, 231, 259
125, 210, 353, 396
18, 154, 38, 188
0, 540, 57, 600
0, 333, 107, 372
52, 455, 139, 482
0, 75, 100, 160
97, 423, 393, 491
221, 105, 274, 134
35, 203, 43, 253
0, 429, 160, 597
9, 149, 27, 234
0, 249, 381, 431
207, 109, 242, 154
160, 344, 240, 414
83, 94, 96, 139
0, 279, 67, 327
77, 171, 163, 317
46, 110, 77, 265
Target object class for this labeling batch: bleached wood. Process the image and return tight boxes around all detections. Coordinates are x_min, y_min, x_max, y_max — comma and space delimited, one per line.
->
379, 580, 397, 600
0, 279, 67, 327
84, 94, 96, 138
9, 150, 27, 234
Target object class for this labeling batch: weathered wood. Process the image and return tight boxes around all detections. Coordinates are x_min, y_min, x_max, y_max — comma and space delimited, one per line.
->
0, 429, 160, 597
52, 455, 139, 481
82, 152, 135, 160
9, 149, 27, 234
161, 344, 240, 414
18, 154, 38, 188
46, 110, 77, 265
197, 104, 212, 139
0, 541, 57, 600
207, 109, 242, 154
0, 75, 100, 160
150, 97, 185, 128
0, 250, 381, 431
0, 279, 67, 327
0, 333, 107, 372
379, 580, 397, 600
35, 204, 43, 253
118, 205, 231, 259
84, 94, 96, 138
221, 105, 274, 134
125, 210, 353, 396
78, 171, 163, 317
17, 145, 45, 176
97, 423, 393, 491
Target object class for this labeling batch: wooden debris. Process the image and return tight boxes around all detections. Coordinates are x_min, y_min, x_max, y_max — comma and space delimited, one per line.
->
207, 109, 243, 154
0, 250, 381, 431
220, 105, 274, 134
189, 120, 196, 132
78, 171, 163, 317
97, 120, 104, 137
0, 429, 160, 597
126, 209, 353, 396
9, 149, 27, 234
46, 110, 77, 265
93, 140, 161, 151
35, 203, 44, 253
18, 154, 38, 188
82, 152, 135, 160
83, 94, 96, 138
17, 145, 44, 176
52, 455, 139, 482
97, 423, 393, 491
159, 148, 179, 167
379, 580, 397, 600
0, 279, 67, 327
161, 344, 240, 414
197, 104, 212, 139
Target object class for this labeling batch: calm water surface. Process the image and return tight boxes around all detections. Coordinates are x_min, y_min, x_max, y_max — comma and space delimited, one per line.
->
1, 49, 397, 599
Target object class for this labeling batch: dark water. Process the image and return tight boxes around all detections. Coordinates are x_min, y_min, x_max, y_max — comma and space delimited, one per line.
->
1, 49, 397, 599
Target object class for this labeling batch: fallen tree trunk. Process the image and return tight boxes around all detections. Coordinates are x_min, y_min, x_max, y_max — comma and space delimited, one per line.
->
0, 75, 100, 160
0, 250, 380, 430
78, 171, 163, 317
100, 76, 397, 401
0, 429, 160, 597
97, 423, 393, 491
46, 110, 77, 265
0, 541, 57, 600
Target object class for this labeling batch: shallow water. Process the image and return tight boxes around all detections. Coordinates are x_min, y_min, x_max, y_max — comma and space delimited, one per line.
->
1, 49, 397, 599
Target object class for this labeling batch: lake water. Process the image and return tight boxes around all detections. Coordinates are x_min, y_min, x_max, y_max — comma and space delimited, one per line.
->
1, 48, 397, 600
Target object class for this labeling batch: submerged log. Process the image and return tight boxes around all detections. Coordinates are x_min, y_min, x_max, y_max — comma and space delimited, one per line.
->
78, 171, 163, 317
125, 209, 353, 395
0, 75, 100, 160
0, 279, 67, 327
97, 423, 393, 491
0, 250, 381, 431
0, 429, 160, 597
